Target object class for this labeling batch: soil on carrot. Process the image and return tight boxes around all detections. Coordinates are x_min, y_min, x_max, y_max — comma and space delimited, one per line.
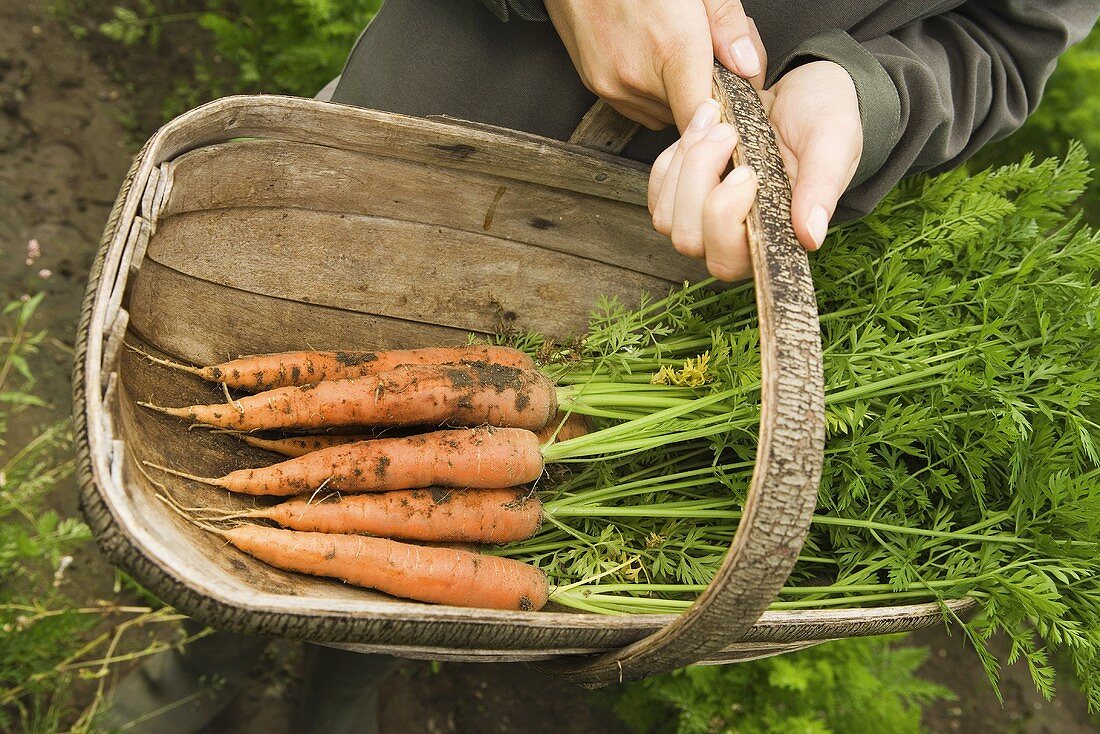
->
1, 1, 1096, 731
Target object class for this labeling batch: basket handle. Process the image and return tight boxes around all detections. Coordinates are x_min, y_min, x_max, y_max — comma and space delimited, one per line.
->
539, 63, 826, 686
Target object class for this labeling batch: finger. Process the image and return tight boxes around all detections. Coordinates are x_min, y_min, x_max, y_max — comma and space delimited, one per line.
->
703, 0, 767, 89
702, 165, 758, 281
661, 36, 719, 132
669, 123, 741, 258
605, 98, 675, 131
652, 99, 723, 234
788, 126, 861, 251
649, 141, 680, 213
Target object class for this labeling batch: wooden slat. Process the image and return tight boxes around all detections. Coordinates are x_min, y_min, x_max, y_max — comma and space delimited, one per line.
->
568, 101, 641, 155
149, 96, 650, 205
146, 207, 675, 338
127, 260, 470, 366
160, 139, 708, 283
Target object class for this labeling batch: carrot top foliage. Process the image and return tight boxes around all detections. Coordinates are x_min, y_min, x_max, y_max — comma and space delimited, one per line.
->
497, 146, 1100, 710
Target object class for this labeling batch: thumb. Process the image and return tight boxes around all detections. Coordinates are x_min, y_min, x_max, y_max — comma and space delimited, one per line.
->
788, 129, 860, 251
703, 0, 767, 89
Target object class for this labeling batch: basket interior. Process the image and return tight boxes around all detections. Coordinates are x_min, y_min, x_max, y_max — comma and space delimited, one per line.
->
115, 131, 710, 627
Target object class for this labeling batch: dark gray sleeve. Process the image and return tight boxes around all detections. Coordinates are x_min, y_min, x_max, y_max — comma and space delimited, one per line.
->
770, 2, 1099, 219
476, 0, 548, 22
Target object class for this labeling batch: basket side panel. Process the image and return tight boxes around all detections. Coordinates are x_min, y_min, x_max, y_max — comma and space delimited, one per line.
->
159, 139, 705, 284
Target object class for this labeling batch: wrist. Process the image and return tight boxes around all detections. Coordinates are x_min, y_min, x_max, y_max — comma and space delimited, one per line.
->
770, 30, 898, 188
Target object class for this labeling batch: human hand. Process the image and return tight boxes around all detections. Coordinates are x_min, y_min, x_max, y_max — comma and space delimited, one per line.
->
649, 60, 862, 280
544, 0, 767, 131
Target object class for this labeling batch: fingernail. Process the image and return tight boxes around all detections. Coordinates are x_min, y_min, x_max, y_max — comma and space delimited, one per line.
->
704, 123, 735, 141
688, 99, 721, 130
726, 165, 753, 185
730, 36, 761, 78
806, 205, 829, 250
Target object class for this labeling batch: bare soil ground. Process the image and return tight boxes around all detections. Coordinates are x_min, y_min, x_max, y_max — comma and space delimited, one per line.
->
1, 1, 1096, 732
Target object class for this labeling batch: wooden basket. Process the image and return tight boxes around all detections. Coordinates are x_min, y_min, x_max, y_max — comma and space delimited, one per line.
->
74, 66, 968, 686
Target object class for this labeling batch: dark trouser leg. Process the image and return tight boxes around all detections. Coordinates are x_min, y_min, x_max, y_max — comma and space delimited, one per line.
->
102, 620, 269, 734
331, 0, 676, 164
292, 648, 400, 734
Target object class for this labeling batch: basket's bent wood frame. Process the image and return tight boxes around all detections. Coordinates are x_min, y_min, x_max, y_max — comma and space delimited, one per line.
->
75, 67, 969, 685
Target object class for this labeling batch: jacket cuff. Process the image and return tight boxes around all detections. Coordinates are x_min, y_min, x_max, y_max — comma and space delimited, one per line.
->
767, 29, 900, 188
481, 0, 549, 22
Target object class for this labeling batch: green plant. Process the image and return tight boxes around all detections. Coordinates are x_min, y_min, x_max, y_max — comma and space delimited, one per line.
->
197, 0, 381, 96
612, 636, 950, 734
975, 23, 1100, 220
495, 147, 1100, 709
0, 294, 200, 732
97, 0, 380, 102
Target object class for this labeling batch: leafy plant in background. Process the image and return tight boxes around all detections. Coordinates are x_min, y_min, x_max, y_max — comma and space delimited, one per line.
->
97, 0, 381, 105
0, 295, 198, 733
975, 23, 1100, 220
613, 636, 950, 734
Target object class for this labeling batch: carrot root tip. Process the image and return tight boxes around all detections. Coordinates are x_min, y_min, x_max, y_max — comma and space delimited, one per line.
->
142, 461, 222, 486
125, 343, 208, 378
136, 401, 191, 419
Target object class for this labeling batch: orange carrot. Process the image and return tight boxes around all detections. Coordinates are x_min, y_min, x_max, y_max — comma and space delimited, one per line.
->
534, 412, 591, 445
139, 362, 557, 432
131, 345, 534, 390
239, 488, 541, 543
148, 427, 543, 496
242, 411, 582, 458
237, 433, 375, 458
223, 525, 548, 611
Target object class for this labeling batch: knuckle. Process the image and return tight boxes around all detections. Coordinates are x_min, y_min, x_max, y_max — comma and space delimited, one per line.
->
652, 212, 672, 237
709, 1, 749, 32
708, 261, 736, 282
614, 66, 649, 94
586, 72, 625, 101
672, 230, 704, 258
703, 190, 739, 223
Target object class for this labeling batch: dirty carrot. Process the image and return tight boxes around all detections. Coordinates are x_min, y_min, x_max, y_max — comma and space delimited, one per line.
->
146, 427, 544, 496
129, 344, 535, 390
220, 524, 548, 611
239, 411, 586, 458
232, 487, 541, 543
235, 433, 375, 458
139, 362, 557, 432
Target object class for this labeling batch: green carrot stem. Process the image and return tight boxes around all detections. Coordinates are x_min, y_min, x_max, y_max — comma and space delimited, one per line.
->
767, 590, 944, 609
547, 502, 1029, 544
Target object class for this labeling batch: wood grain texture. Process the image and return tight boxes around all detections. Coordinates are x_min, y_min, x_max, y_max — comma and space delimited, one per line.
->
539, 65, 826, 686
145, 95, 651, 205
568, 101, 641, 155
159, 138, 707, 283
127, 260, 470, 366
145, 207, 677, 339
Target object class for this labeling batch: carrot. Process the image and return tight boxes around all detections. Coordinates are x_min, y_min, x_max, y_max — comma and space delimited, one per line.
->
236, 433, 375, 458
139, 362, 557, 432
232, 488, 541, 543
534, 412, 591, 445
147, 426, 543, 496
130, 344, 534, 391
239, 409, 584, 457
222, 524, 548, 611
